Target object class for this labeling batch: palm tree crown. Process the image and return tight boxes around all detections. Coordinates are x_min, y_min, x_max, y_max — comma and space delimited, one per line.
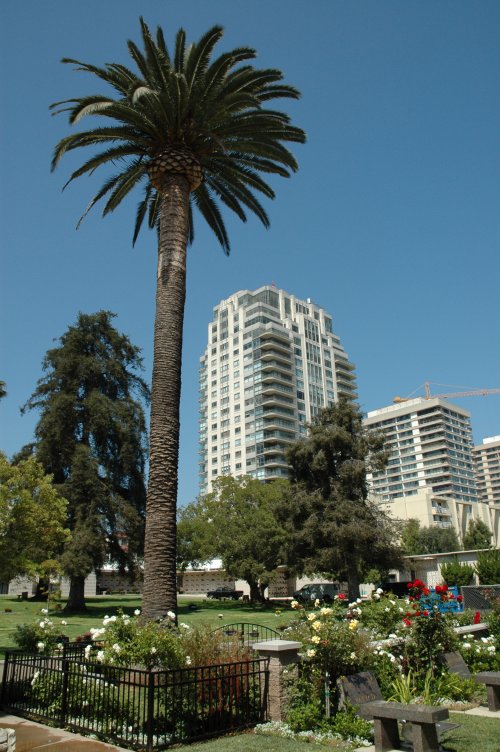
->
51, 19, 305, 249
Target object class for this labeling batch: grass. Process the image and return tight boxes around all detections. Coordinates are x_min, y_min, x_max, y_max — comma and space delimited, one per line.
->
0, 594, 295, 657
440, 713, 500, 752
168, 715, 500, 751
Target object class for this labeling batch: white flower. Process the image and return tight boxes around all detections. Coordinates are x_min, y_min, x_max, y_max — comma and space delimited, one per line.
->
488, 646, 496, 653
306, 649, 316, 657
372, 593, 380, 601
463, 642, 471, 649
134, 609, 141, 616
307, 613, 316, 621
356, 598, 362, 604
350, 652, 356, 660
384, 607, 390, 612
150, 647, 157, 654
290, 600, 299, 609
312, 620, 322, 631
376, 588, 384, 595
61, 620, 67, 626
320, 607, 333, 616
57, 643, 63, 650
84, 644, 92, 656
314, 599, 321, 607
39, 621, 45, 629
389, 655, 396, 663
481, 637, 488, 643
37, 642, 45, 651
185, 656, 192, 666
167, 610, 176, 621
40, 608, 48, 614
96, 650, 105, 662
112, 643, 121, 653
389, 633, 397, 639
218, 614, 223, 619
311, 635, 321, 644
180, 622, 190, 630
31, 670, 40, 686
399, 607, 404, 613
389, 600, 396, 606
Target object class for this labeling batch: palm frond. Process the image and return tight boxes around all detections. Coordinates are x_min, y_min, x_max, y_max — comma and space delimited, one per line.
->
192, 185, 230, 253
52, 19, 304, 246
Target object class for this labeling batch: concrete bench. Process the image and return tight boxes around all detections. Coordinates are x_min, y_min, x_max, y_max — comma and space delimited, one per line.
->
475, 671, 500, 711
362, 700, 450, 752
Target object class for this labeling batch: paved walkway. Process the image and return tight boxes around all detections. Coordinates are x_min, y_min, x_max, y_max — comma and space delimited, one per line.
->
0, 714, 129, 752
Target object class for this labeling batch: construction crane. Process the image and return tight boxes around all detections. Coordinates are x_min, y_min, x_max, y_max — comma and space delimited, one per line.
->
393, 381, 500, 403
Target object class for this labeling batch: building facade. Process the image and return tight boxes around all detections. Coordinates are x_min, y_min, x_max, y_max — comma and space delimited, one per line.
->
198, 285, 356, 495
473, 435, 500, 507
364, 398, 478, 504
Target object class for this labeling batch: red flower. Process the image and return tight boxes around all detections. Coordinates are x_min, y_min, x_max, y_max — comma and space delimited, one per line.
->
403, 618, 412, 627
414, 610, 421, 617
457, 595, 463, 603
473, 611, 481, 624
338, 593, 346, 600
406, 582, 413, 589
423, 610, 429, 616
422, 587, 430, 596
409, 596, 414, 602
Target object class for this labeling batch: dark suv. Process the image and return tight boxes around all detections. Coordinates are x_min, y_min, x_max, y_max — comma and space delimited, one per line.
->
292, 583, 342, 604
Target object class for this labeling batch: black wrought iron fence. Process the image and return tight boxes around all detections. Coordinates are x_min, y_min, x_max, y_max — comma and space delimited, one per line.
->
1, 651, 269, 750
211, 622, 281, 649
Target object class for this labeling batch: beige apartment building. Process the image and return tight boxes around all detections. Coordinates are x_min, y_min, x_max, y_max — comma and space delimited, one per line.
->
473, 435, 500, 506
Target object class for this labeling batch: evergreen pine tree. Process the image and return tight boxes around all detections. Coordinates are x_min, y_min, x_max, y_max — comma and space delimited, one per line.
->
23, 311, 149, 610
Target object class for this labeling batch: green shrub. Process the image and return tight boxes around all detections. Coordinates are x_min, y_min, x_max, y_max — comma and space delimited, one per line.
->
329, 705, 373, 743
475, 550, 500, 584
440, 559, 474, 587
12, 611, 68, 655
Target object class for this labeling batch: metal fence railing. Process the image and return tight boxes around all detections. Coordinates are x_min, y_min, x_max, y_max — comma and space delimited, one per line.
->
211, 622, 281, 649
461, 585, 500, 611
1, 651, 269, 750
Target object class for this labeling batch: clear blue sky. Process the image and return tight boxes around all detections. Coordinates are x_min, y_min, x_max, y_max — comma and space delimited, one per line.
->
1, 1, 499, 507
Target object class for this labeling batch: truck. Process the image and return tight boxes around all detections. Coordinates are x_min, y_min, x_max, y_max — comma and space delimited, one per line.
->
206, 586, 244, 600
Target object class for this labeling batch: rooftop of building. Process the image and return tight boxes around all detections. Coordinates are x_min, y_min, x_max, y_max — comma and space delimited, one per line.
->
365, 396, 471, 421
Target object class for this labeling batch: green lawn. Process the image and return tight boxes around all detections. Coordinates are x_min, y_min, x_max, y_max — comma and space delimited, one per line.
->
158, 714, 500, 751
0, 594, 294, 657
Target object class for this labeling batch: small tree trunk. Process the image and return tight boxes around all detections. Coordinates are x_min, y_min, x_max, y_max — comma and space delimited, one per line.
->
64, 575, 87, 612
249, 580, 261, 603
347, 567, 361, 602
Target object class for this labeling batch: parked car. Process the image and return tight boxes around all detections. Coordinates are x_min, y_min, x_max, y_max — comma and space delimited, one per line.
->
292, 583, 343, 604
206, 586, 244, 600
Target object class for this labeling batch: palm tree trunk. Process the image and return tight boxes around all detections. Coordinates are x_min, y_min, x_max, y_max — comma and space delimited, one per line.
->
142, 175, 190, 622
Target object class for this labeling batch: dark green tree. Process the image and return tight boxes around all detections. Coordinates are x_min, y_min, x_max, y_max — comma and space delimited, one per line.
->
462, 519, 492, 550
22, 311, 149, 610
279, 399, 402, 600
401, 519, 461, 555
178, 476, 289, 603
51, 20, 305, 621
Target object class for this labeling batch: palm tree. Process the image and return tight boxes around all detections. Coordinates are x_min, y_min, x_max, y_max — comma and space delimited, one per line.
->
51, 19, 305, 621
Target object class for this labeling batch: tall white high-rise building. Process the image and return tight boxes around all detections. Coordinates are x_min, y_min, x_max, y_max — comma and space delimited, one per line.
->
364, 398, 478, 504
473, 436, 500, 506
198, 285, 356, 495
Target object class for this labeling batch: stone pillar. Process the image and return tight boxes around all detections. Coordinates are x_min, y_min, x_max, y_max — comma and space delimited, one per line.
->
253, 639, 302, 722
0, 729, 15, 752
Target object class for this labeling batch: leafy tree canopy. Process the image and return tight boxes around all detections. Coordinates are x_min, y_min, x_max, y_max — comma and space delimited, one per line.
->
462, 519, 492, 550
0, 453, 70, 582
279, 399, 402, 599
401, 518, 461, 555
178, 476, 289, 602
22, 311, 149, 609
